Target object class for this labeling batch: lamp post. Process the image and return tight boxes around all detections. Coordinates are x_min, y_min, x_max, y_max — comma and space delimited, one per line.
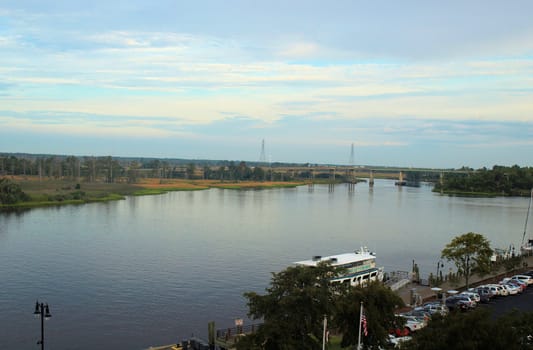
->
33, 301, 51, 350
436, 260, 444, 281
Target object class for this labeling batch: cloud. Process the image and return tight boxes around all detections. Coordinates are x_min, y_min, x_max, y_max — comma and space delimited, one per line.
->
278, 42, 321, 59
1, 1, 533, 167
0, 110, 191, 138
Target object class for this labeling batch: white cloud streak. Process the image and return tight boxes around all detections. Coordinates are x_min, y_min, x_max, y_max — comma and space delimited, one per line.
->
1, 3, 533, 167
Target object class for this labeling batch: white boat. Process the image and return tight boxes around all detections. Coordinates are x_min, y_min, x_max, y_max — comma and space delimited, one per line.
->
294, 246, 384, 287
520, 189, 533, 254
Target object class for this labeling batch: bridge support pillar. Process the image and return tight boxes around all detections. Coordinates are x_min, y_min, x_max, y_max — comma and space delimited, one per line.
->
328, 168, 335, 192
348, 168, 356, 192
395, 171, 406, 186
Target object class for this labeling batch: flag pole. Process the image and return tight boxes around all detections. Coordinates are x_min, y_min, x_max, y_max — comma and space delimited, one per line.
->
322, 314, 327, 350
357, 301, 363, 350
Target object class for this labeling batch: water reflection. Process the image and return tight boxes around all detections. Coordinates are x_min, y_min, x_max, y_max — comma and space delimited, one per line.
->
0, 180, 530, 349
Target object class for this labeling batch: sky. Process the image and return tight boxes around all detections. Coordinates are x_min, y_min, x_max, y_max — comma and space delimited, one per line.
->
1, 1, 532, 168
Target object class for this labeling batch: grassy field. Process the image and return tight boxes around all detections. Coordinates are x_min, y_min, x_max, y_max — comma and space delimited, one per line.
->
0, 176, 305, 209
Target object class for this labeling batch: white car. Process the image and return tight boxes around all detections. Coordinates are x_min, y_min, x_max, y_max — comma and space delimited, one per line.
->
397, 315, 428, 333
502, 283, 520, 295
479, 284, 500, 297
388, 334, 412, 348
420, 302, 449, 316
511, 275, 533, 285
459, 291, 480, 303
486, 283, 508, 296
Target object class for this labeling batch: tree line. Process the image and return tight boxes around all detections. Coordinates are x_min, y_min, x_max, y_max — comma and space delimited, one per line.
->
434, 165, 533, 196
0, 154, 287, 183
0, 154, 358, 183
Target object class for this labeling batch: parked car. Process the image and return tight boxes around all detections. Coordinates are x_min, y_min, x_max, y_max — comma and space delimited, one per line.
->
501, 283, 520, 295
511, 274, 533, 285
388, 334, 412, 348
399, 315, 428, 333
485, 283, 508, 296
506, 279, 527, 292
391, 315, 427, 337
470, 287, 492, 303
445, 295, 474, 311
419, 302, 449, 316
459, 291, 480, 303
478, 284, 499, 297
401, 309, 431, 321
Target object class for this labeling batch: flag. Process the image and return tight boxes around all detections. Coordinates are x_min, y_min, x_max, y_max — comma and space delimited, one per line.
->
361, 311, 368, 337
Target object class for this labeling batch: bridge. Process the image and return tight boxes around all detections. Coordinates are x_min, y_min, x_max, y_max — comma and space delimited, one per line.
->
268, 165, 471, 189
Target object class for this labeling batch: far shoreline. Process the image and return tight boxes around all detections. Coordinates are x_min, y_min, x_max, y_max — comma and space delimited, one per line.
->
0, 176, 307, 210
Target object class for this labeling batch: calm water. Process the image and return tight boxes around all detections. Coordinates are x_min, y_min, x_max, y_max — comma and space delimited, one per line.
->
0, 180, 529, 349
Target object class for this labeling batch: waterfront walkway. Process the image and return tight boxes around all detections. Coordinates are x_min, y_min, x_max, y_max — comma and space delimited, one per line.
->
396, 255, 533, 307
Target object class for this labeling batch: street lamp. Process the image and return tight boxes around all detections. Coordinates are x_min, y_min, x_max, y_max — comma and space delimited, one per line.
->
33, 301, 51, 350
436, 260, 444, 281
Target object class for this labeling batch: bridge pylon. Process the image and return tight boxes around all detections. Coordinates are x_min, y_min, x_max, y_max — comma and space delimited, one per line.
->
395, 171, 406, 186
308, 167, 314, 192
329, 168, 335, 192
348, 168, 356, 192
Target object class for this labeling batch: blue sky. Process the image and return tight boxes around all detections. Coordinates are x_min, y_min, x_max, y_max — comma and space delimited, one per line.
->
1, 1, 532, 168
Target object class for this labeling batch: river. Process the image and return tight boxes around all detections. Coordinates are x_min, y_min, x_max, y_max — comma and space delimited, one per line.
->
0, 180, 529, 349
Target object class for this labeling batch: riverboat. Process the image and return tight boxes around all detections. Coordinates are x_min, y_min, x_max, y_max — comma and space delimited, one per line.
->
294, 246, 384, 287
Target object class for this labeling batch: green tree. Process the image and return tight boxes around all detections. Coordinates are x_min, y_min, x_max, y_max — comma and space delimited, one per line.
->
239, 264, 403, 350
404, 309, 533, 350
334, 282, 404, 349
252, 166, 266, 181
186, 163, 196, 179
127, 161, 141, 184
441, 232, 493, 289
240, 263, 343, 350
0, 178, 30, 204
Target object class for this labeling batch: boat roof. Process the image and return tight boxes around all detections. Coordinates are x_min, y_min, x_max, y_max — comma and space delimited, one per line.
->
294, 250, 376, 267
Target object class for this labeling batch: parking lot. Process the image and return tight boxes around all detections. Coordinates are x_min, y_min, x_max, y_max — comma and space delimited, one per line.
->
479, 283, 533, 317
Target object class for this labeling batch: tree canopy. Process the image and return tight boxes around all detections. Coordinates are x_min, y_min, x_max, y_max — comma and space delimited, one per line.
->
334, 282, 404, 349
239, 263, 404, 350
441, 232, 493, 289
0, 178, 30, 204
434, 165, 533, 196
404, 308, 533, 350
